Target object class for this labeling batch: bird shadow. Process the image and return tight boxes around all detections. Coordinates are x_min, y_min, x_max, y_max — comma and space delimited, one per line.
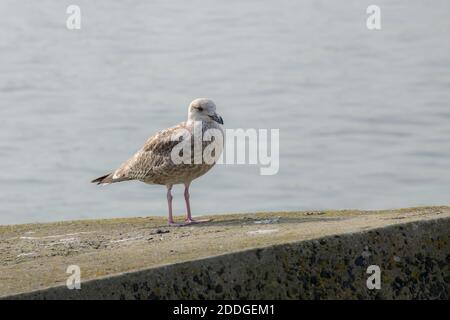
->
179, 216, 345, 228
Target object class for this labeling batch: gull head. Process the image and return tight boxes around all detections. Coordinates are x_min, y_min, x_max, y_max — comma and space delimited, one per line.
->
187, 98, 224, 125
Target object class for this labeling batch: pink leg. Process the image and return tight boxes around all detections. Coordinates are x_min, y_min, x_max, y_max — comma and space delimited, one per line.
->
184, 183, 192, 221
184, 183, 211, 224
166, 185, 176, 226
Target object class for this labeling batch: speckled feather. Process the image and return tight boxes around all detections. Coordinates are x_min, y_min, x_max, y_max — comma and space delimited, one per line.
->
94, 120, 223, 186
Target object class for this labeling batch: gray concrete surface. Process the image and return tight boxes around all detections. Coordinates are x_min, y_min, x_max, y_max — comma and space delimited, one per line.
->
1, 207, 449, 299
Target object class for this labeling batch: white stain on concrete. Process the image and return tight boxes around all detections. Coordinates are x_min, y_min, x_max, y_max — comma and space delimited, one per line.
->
16, 252, 37, 258
254, 218, 280, 224
20, 231, 95, 240
110, 236, 144, 244
247, 229, 279, 235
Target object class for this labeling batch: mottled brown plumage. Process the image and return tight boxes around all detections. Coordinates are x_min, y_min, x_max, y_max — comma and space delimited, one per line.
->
92, 98, 224, 226
92, 119, 222, 185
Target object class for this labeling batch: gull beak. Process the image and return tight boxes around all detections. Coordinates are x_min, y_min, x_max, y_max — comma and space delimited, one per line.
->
209, 113, 224, 124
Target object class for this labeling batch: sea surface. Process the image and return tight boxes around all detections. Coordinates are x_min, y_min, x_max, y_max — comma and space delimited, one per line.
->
1, 0, 449, 224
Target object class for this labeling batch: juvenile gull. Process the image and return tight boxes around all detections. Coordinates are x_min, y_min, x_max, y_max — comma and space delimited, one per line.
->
91, 98, 224, 226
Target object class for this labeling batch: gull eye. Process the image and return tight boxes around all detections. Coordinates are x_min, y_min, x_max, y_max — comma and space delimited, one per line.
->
197, 107, 203, 112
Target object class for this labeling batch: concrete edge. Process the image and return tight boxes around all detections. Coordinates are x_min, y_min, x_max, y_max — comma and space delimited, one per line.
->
3, 215, 449, 299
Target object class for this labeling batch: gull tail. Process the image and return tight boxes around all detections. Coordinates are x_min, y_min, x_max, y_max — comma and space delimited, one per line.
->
91, 173, 114, 185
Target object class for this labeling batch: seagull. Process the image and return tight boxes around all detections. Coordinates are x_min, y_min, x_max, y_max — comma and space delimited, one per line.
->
91, 98, 224, 226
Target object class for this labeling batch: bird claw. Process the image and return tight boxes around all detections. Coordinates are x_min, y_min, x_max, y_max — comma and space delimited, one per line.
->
167, 218, 212, 227
183, 218, 212, 225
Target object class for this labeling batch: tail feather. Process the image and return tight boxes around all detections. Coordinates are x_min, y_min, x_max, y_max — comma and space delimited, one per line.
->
91, 173, 114, 185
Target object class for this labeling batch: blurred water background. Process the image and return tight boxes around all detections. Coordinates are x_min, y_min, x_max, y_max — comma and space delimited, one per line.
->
0, 0, 449, 224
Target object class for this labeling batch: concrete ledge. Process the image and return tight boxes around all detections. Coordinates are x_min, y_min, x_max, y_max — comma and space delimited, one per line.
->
1, 207, 449, 299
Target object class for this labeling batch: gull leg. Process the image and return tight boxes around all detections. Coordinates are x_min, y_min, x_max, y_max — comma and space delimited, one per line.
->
183, 182, 211, 225
166, 185, 178, 226
184, 183, 192, 221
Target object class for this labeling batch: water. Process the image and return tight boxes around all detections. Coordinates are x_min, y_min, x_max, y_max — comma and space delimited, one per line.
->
0, 0, 449, 225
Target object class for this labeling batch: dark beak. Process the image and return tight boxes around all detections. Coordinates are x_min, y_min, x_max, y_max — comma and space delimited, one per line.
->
209, 113, 224, 124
